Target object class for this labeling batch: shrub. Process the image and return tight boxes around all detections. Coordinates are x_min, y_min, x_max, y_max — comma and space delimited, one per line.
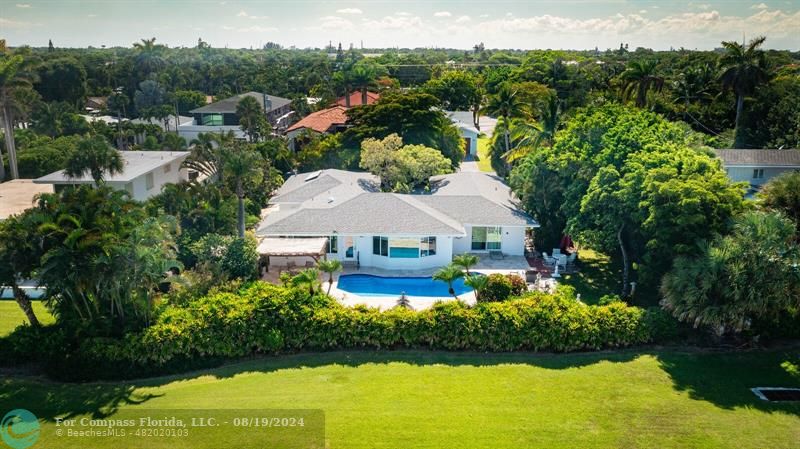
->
0, 282, 671, 381
506, 274, 527, 296
481, 273, 513, 302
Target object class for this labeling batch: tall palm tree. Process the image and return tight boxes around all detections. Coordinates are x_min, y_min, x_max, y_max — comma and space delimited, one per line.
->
452, 254, 479, 276
484, 85, 524, 156
291, 268, 320, 297
0, 215, 42, 327
64, 136, 124, 185
162, 132, 187, 151
133, 37, 166, 75
332, 70, 352, 107
317, 258, 343, 295
432, 264, 465, 299
504, 95, 562, 163
619, 59, 664, 108
349, 64, 381, 106
221, 143, 263, 237
187, 130, 235, 181
236, 95, 267, 142
719, 36, 770, 148
0, 54, 39, 180
464, 274, 489, 303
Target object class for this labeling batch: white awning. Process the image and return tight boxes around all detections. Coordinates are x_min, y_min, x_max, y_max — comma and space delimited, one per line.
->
257, 237, 328, 257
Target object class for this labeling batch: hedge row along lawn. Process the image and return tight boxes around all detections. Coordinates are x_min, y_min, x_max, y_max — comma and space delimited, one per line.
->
1, 350, 798, 448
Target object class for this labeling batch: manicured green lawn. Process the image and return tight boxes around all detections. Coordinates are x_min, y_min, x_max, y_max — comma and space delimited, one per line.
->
0, 299, 54, 336
476, 137, 494, 172
2, 350, 798, 448
558, 249, 659, 306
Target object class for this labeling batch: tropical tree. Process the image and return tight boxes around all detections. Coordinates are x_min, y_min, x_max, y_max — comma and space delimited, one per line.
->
133, 79, 166, 118
349, 62, 382, 106
452, 254, 479, 276
291, 268, 320, 297
65, 136, 123, 184
0, 215, 42, 327
504, 95, 562, 163
162, 132, 187, 151
758, 171, 800, 233
186, 131, 235, 181
0, 54, 39, 179
317, 258, 343, 295
107, 92, 130, 149
619, 59, 664, 108
718, 36, 770, 148
484, 84, 524, 156
432, 264, 465, 299
661, 211, 800, 336
236, 95, 269, 142
133, 37, 166, 75
332, 70, 353, 107
221, 143, 264, 237
464, 274, 489, 302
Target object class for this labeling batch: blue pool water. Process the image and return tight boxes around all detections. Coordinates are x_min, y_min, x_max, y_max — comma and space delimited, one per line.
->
337, 274, 474, 297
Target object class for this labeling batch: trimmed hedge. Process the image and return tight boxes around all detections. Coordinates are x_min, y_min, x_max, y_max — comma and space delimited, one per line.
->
0, 282, 676, 381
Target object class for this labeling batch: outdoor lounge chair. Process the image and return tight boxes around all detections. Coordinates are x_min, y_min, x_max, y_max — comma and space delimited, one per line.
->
542, 252, 556, 266
489, 250, 505, 260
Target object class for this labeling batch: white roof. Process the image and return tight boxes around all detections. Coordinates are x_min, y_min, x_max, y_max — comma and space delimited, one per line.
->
257, 237, 328, 256
0, 180, 53, 220
34, 151, 190, 184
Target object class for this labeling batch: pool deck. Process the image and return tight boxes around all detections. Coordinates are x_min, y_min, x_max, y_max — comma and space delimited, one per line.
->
327, 256, 533, 311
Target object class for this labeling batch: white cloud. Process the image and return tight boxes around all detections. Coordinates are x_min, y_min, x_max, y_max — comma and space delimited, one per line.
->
455, 15, 471, 23
222, 24, 278, 33
336, 8, 362, 15
395, 11, 411, 16
639, 9, 648, 14
751, 3, 768, 9
15, 3, 31, 8
237, 10, 247, 17
0, 17, 36, 28
433, 11, 451, 17
317, 15, 353, 30
364, 15, 424, 31
237, 10, 268, 19
479, 14, 489, 18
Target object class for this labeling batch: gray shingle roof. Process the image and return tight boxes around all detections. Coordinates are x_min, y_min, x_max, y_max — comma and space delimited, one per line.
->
415, 195, 536, 227
259, 193, 465, 236
714, 149, 800, 167
190, 92, 292, 114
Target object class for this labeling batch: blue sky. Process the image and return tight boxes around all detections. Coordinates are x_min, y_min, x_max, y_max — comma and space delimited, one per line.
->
2, 1, 798, 50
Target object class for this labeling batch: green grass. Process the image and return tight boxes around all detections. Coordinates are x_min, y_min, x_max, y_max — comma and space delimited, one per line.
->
0, 299, 54, 336
2, 350, 799, 448
558, 249, 659, 306
475, 137, 494, 172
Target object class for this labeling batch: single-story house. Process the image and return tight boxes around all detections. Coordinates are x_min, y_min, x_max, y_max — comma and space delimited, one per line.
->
284, 106, 349, 151
34, 151, 190, 201
454, 122, 479, 156
0, 179, 54, 220
336, 91, 379, 108
178, 92, 292, 141
714, 149, 800, 188
446, 110, 498, 137
256, 169, 538, 270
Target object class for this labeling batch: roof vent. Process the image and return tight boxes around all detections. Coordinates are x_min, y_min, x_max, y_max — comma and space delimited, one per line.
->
305, 170, 321, 182
327, 196, 335, 203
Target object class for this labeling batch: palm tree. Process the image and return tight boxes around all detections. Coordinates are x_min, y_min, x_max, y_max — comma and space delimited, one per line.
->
162, 132, 187, 151
291, 268, 320, 297
619, 59, 664, 108
317, 258, 343, 295
432, 264, 465, 299
484, 85, 524, 156
236, 95, 267, 142
221, 143, 263, 237
396, 292, 412, 309
133, 37, 166, 74
186, 131, 235, 181
0, 215, 42, 327
719, 36, 770, 148
0, 54, 39, 179
464, 274, 489, 303
349, 63, 381, 106
452, 254, 479, 276
31, 101, 65, 138
332, 70, 352, 107
64, 136, 124, 185
504, 95, 562, 163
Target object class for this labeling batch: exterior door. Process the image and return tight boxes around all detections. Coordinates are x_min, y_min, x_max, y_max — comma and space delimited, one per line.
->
344, 237, 355, 259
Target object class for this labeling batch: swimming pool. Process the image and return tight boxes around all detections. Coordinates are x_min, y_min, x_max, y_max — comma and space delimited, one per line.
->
336, 274, 474, 297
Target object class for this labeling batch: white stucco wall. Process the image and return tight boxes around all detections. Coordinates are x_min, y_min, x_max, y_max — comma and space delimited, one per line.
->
324, 234, 456, 269
453, 225, 526, 257
178, 124, 245, 142
108, 163, 188, 201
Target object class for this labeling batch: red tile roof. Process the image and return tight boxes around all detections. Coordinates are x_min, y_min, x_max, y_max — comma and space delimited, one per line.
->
286, 106, 349, 133
336, 91, 380, 107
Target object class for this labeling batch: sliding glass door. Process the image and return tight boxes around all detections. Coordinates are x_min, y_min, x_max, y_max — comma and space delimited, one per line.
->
471, 227, 502, 251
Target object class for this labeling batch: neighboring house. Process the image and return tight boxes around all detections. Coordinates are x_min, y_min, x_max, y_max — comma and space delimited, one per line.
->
84, 96, 108, 114
131, 115, 194, 132
178, 92, 292, 141
256, 169, 538, 269
454, 122, 479, 156
714, 149, 800, 190
33, 151, 190, 201
284, 106, 349, 151
446, 110, 497, 137
336, 91, 380, 107
0, 180, 53, 220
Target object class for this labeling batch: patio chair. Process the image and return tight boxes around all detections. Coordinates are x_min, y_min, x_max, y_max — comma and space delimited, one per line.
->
552, 248, 561, 256
542, 252, 556, 266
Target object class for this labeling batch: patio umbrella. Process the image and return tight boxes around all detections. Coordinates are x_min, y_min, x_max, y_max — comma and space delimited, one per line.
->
559, 234, 574, 253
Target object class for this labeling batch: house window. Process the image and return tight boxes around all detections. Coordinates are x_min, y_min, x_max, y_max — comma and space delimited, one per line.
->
752, 169, 764, 179
145, 173, 155, 190
389, 237, 420, 258
344, 237, 354, 258
201, 114, 224, 126
420, 237, 437, 257
124, 182, 134, 197
164, 163, 171, 173
471, 227, 502, 251
372, 236, 388, 257
327, 235, 338, 254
